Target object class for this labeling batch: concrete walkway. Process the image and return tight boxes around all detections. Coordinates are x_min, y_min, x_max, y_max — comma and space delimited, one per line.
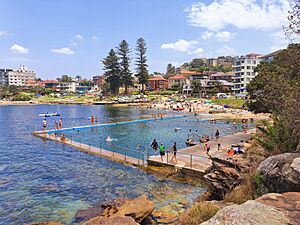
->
33, 133, 147, 167
148, 129, 255, 173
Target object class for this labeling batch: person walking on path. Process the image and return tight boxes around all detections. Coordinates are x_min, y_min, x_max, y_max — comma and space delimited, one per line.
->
171, 142, 177, 162
159, 143, 165, 161
59, 118, 63, 129
205, 142, 211, 158
151, 139, 158, 153
215, 129, 220, 141
42, 119, 47, 132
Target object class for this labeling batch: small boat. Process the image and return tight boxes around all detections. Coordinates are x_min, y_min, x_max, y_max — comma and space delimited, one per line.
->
185, 139, 197, 146
39, 112, 60, 117
175, 127, 181, 131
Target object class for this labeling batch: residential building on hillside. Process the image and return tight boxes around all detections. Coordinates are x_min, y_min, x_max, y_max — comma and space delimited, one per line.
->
43, 80, 59, 89
148, 76, 168, 91
208, 58, 217, 68
57, 81, 78, 93
217, 56, 235, 69
0, 65, 36, 86
232, 53, 261, 94
168, 74, 190, 89
189, 73, 209, 81
209, 72, 234, 82
259, 49, 282, 63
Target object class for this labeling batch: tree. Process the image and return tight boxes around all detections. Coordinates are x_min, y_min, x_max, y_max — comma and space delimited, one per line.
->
60, 75, 73, 82
190, 58, 207, 68
135, 38, 149, 93
247, 44, 300, 153
165, 63, 176, 78
117, 40, 133, 95
284, 0, 300, 40
102, 49, 121, 95
191, 80, 202, 94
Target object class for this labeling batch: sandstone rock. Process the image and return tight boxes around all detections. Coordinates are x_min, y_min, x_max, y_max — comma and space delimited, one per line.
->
204, 157, 243, 200
257, 153, 300, 193
152, 210, 179, 224
201, 192, 300, 225
114, 195, 154, 223
27, 222, 62, 225
76, 195, 154, 224
82, 216, 138, 225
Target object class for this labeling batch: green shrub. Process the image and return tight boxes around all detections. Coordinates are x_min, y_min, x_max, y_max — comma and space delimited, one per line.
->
12, 94, 32, 101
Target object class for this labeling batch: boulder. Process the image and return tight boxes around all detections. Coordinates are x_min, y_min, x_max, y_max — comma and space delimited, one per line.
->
76, 195, 154, 224
204, 157, 243, 200
114, 195, 155, 223
27, 222, 61, 225
257, 153, 300, 193
82, 216, 139, 225
201, 192, 300, 225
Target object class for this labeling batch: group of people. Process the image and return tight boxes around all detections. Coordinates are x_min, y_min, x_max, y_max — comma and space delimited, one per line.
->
90, 115, 99, 125
42, 118, 63, 131
151, 139, 177, 162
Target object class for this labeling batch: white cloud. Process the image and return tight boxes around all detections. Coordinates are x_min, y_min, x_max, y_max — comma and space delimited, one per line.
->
0, 31, 9, 36
201, 31, 214, 40
215, 31, 235, 41
185, 0, 290, 31
161, 39, 198, 52
75, 34, 83, 40
92, 35, 98, 40
216, 45, 236, 56
70, 40, 78, 46
50, 47, 75, 55
10, 44, 29, 54
269, 31, 289, 51
189, 47, 205, 56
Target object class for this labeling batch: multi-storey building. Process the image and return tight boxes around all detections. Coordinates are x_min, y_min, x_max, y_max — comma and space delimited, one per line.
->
0, 65, 37, 86
232, 54, 261, 94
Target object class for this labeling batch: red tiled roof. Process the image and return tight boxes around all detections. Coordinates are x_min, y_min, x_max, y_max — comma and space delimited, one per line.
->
168, 74, 187, 80
43, 80, 59, 83
149, 76, 167, 81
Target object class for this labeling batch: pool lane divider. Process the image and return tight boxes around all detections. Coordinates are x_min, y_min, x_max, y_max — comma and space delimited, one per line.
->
35, 113, 195, 134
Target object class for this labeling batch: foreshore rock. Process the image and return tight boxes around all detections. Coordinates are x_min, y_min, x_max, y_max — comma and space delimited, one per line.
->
204, 157, 244, 200
27, 222, 62, 225
201, 192, 300, 225
75, 195, 154, 225
257, 153, 300, 193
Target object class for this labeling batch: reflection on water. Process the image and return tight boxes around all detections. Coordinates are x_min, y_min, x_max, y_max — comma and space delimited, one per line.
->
0, 105, 205, 225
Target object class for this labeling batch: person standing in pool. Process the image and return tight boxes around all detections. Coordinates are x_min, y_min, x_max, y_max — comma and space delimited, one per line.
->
159, 143, 165, 161
91, 115, 95, 125
42, 119, 47, 132
205, 143, 211, 157
59, 118, 63, 129
151, 139, 158, 153
215, 129, 220, 141
171, 142, 177, 161
55, 120, 59, 130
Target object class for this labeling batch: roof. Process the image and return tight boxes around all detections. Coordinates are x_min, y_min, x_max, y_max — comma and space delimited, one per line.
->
149, 76, 167, 81
259, 49, 282, 59
210, 72, 234, 77
168, 74, 187, 80
43, 80, 59, 83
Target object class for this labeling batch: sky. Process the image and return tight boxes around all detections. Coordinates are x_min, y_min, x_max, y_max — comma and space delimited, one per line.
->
0, 0, 292, 79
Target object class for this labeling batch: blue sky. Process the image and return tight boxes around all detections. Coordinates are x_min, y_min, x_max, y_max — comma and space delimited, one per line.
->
0, 0, 291, 79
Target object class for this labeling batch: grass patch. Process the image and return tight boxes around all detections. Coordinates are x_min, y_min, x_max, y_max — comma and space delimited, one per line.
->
224, 184, 254, 204
179, 202, 219, 225
211, 98, 245, 108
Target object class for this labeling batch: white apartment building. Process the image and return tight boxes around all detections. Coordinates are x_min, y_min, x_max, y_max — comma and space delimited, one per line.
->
0, 65, 37, 86
232, 54, 261, 94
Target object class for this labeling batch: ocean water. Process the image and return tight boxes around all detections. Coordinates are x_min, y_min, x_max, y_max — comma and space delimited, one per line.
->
0, 105, 207, 225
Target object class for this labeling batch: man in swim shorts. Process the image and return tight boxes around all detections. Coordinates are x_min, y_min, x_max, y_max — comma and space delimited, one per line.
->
159, 143, 165, 161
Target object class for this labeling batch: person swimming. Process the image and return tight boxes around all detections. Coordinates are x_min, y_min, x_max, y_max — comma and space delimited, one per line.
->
106, 136, 112, 142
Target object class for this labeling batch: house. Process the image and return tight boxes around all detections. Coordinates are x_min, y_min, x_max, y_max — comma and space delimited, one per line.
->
148, 76, 168, 91
57, 81, 78, 93
42, 80, 59, 89
259, 49, 282, 63
168, 74, 190, 89
209, 72, 234, 82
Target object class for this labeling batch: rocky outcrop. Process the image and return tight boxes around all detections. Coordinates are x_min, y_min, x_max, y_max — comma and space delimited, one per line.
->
204, 157, 244, 200
27, 222, 62, 225
75, 195, 154, 225
257, 153, 300, 193
82, 216, 139, 225
201, 192, 300, 225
